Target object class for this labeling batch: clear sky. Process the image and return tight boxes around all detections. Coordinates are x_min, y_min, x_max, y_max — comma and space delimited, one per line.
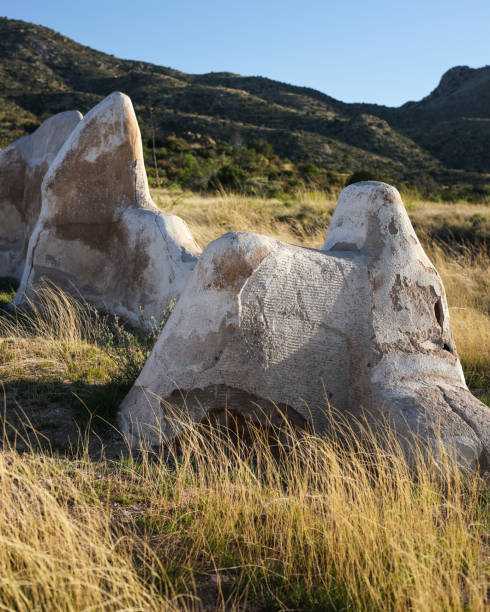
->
1, 0, 489, 107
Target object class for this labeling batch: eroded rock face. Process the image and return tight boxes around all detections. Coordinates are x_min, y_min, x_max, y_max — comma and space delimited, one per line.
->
14, 92, 201, 327
323, 182, 488, 469
119, 182, 489, 470
0, 111, 82, 279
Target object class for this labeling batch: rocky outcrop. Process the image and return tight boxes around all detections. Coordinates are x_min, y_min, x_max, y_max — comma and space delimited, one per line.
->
13, 92, 201, 328
119, 182, 489, 470
0, 111, 82, 279
323, 182, 489, 469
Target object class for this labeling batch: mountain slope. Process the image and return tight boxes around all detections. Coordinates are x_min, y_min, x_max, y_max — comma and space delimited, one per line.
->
352, 65, 490, 173
1, 17, 489, 190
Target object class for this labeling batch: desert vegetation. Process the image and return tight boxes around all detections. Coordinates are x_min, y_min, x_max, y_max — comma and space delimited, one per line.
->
0, 191, 488, 610
143, 135, 348, 199
142, 136, 490, 204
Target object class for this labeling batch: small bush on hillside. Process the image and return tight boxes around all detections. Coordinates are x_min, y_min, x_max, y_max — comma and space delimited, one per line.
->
298, 161, 321, 182
23, 120, 40, 134
209, 164, 248, 190
165, 135, 188, 152
248, 137, 274, 158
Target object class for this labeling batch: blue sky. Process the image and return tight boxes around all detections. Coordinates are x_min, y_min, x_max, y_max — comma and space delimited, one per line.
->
1, 0, 489, 106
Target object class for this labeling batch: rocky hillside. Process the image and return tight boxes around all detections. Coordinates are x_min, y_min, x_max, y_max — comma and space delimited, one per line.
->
1, 17, 489, 194
355, 65, 490, 174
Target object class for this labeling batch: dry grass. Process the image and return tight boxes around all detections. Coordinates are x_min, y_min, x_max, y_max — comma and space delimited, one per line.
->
429, 245, 490, 394
151, 188, 335, 249
151, 188, 489, 251
0, 191, 487, 610
0, 413, 487, 611
0, 284, 116, 385
0, 284, 151, 454
405, 199, 490, 222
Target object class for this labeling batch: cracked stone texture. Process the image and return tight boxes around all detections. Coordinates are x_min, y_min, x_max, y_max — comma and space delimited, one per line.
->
119, 182, 489, 470
0, 110, 82, 280
13, 92, 201, 328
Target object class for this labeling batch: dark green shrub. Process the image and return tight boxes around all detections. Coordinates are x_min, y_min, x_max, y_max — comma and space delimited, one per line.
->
248, 138, 274, 158
165, 136, 188, 152
209, 164, 248, 190
23, 121, 40, 134
346, 169, 389, 186
297, 162, 320, 182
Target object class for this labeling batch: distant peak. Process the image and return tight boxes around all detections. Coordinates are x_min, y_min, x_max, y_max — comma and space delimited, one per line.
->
429, 65, 481, 99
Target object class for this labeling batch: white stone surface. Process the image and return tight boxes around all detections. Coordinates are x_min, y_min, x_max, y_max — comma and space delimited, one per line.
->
13, 92, 201, 328
0, 111, 82, 279
120, 182, 489, 470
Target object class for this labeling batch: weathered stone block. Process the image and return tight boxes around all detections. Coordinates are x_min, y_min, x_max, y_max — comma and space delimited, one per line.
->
0, 111, 82, 279
120, 182, 489, 469
13, 92, 201, 327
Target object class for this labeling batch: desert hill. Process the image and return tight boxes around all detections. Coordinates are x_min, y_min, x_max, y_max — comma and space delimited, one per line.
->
1, 17, 489, 195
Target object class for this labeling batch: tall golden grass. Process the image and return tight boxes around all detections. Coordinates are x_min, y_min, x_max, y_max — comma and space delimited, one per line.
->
150, 188, 490, 252
429, 244, 490, 392
0, 410, 487, 610
0, 191, 487, 610
151, 188, 335, 248
0, 283, 115, 384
